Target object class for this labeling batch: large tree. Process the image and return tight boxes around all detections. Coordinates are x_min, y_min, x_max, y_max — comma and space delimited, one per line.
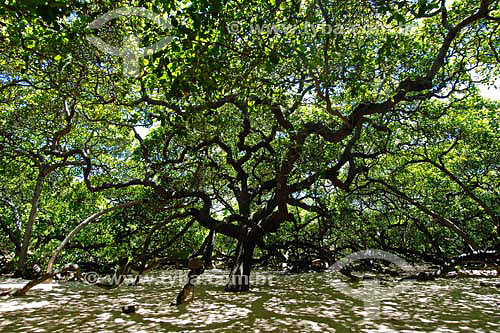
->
1, 0, 499, 288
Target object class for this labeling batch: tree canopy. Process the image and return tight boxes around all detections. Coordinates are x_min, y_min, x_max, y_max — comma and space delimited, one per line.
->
1, 0, 499, 290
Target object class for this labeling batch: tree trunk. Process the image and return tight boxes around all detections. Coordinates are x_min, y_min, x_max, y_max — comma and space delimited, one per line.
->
225, 238, 255, 292
202, 229, 216, 269
17, 170, 47, 274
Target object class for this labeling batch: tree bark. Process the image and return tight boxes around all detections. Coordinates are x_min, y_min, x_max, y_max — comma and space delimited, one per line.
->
225, 238, 256, 292
46, 200, 144, 273
402, 250, 500, 280
202, 229, 216, 269
371, 178, 480, 251
17, 169, 47, 273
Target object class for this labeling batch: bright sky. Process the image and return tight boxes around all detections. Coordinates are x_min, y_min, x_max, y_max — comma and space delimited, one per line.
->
478, 79, 500, 100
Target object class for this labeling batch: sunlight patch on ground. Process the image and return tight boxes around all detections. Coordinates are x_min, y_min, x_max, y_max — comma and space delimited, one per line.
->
0, 300, 50, 312
0, 272, 499, 332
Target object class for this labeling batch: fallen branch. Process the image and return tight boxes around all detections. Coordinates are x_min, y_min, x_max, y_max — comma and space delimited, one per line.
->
402, 250, 500, 281
1, 264, 81, 297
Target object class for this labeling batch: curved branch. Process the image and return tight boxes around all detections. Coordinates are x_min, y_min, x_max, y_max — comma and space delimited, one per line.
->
46, 200, 145, 273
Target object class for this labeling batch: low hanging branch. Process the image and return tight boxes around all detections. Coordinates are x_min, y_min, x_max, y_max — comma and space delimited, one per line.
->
130, 213, 192, 286
46, 200, 145, 273
1, 200, 145, 297
369, 178, 480, 251
151, 218, 196, 257
401, 250, 500, 281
